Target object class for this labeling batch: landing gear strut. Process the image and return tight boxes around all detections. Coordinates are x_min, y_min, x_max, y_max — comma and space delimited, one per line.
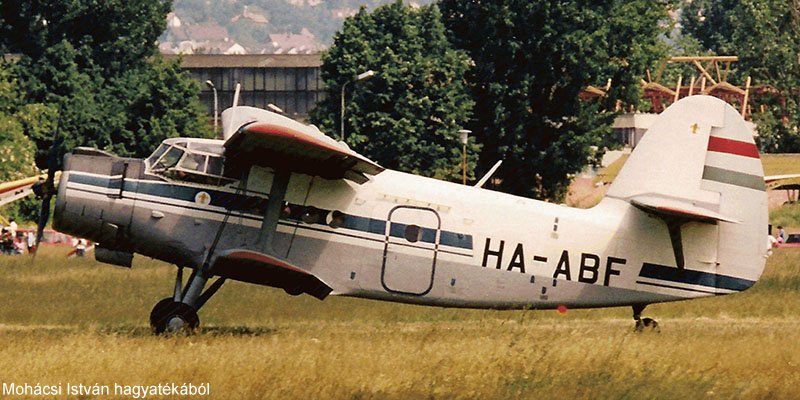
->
150, 266, 226, 334
632, 304, 660, 332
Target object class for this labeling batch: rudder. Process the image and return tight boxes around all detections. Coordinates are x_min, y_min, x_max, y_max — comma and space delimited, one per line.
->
606, 95, 768, 289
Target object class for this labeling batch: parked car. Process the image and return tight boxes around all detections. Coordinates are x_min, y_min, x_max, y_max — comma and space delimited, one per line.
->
778, 233, 800, 248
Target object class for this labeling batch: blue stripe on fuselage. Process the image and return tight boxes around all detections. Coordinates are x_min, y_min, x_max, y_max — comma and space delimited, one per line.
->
639, 262, 755, 292
67, 172, 474, 251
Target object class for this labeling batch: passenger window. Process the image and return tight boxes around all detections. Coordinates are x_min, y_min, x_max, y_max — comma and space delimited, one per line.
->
326, 210, 346, 228
301, 207, 322, 224
404, 225, 421, 243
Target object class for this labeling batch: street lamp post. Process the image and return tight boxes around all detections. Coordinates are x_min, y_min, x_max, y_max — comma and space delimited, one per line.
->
459, 129, 471, 185
204, 80, 218, 137
340, 70, 376, 141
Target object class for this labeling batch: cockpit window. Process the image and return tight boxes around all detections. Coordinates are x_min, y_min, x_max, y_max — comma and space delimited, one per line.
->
206, 156, 224, 176
147, 139, 234, 186
189, 142, 224, 154
146, 144, 168, 168
153, 147, 183, 170
179, 153, 206, 172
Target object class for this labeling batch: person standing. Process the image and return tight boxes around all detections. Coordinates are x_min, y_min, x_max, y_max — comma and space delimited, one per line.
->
7, 218, 17, 238
778, 226, 786, 243
26, 231, 36, 254
75, 238, 87, 257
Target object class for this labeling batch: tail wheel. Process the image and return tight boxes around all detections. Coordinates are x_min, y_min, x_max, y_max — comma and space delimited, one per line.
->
150, 297, 199, 334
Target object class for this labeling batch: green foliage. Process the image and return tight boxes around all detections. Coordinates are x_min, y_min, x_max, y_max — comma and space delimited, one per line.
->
0, 0, 170, 75
753, 105, 800, 153
439, 0, 673, 200
0, 0, 211, 167
681, 0, 800, 153
0, 66, 45, 182
310, 2, 477, 181
770, 202, 800, 230
0, 65, 51, 223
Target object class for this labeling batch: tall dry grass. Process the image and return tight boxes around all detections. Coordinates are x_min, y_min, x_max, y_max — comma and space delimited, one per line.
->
0, 247, 798, 399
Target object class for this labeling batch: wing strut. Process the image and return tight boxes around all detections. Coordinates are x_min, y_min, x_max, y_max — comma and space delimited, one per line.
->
256, 168, 290, 254
666, 219, 686, 269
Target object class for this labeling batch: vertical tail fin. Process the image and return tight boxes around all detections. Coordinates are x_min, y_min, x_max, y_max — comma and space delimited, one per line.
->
607, 95, 768, 287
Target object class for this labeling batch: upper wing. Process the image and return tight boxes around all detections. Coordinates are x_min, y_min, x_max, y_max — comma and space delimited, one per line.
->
222, 106, 384, 184
765, 174, 800, 190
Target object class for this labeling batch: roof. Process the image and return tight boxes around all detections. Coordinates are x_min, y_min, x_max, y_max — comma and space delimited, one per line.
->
163, 54, 322, 68
185, 23, 229, 42
269, 28, 321, 54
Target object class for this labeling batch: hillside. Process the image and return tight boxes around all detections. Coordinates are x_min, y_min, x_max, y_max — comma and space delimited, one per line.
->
160, 0, 433, 55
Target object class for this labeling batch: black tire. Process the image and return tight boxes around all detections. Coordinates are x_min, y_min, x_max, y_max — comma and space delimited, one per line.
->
149, 298, 175, 328
284, 285, 304, 296
150, 298, 199, 334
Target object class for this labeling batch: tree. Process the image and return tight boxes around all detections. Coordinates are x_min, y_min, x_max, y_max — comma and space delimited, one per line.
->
0, 66, 43, 182
0, 0, 211, 167
310, 2, 477, 181
439, 0, 673, 200
0, 64, 52, 222
681, 0, 800, 153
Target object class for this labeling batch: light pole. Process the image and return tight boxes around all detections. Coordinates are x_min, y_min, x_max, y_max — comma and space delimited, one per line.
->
459, 129, 471, 185
205, 80, 218, 137
340, 70, 376, 141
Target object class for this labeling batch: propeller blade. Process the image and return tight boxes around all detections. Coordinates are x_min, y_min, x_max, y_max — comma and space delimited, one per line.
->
32, 107, 64, 258
35, 193, 51, 249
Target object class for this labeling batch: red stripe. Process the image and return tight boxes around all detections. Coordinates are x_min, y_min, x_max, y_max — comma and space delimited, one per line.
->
227, 250, 311, 275
246, 123, 350, 155
707, 136, 760, 159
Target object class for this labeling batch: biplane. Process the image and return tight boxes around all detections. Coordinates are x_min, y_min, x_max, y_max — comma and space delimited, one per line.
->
3, 95, 770, 333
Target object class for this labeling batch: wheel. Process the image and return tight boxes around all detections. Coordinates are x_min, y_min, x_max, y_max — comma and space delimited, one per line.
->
283, 285, 304, 296
149, 298, 175, 327
150, 298, 200, 334
635, 317, 660, 333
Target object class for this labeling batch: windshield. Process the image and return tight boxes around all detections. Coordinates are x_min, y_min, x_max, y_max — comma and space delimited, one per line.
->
146, 144, 168, 168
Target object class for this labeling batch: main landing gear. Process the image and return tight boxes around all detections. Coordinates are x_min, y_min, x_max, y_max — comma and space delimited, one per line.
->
150, 266, 226, 334
632, 304, 660, 333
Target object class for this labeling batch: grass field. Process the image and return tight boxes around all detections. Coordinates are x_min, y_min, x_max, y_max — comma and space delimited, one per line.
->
0, 247, 799, 399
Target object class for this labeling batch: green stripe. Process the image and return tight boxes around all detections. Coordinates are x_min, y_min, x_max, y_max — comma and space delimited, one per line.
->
702, 166, 765, 191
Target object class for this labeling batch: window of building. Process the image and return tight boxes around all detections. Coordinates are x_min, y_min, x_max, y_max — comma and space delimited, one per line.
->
254, 69, 265, 91
275, 68, 287, 91
242, 68, 256, 91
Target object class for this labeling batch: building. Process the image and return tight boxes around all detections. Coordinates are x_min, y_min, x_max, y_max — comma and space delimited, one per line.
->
165, 54, 326, 121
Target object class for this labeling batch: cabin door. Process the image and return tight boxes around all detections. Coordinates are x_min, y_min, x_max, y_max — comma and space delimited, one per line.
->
381, 206, 440, 295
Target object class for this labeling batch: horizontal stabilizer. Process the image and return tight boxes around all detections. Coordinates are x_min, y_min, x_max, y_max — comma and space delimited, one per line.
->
211, 249, 332, 300
630, 195, 739, 224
